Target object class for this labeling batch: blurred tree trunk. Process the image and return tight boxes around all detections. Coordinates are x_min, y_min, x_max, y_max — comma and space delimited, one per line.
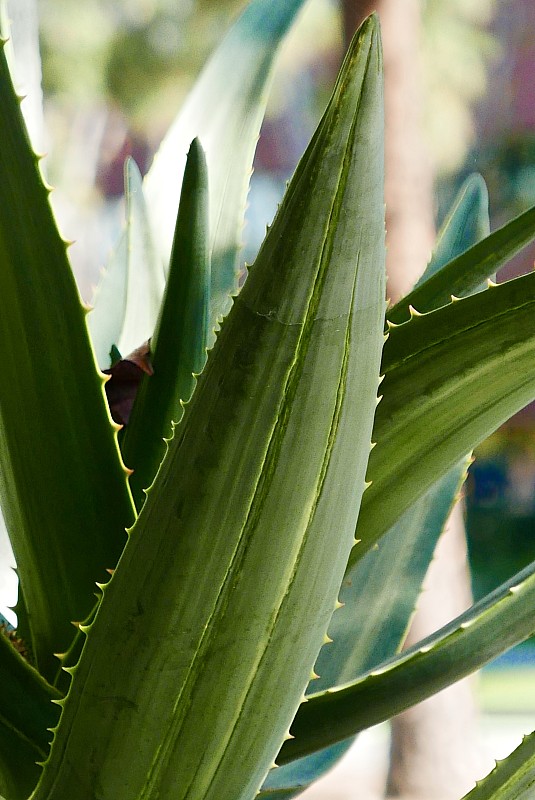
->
341, 2, 484, 798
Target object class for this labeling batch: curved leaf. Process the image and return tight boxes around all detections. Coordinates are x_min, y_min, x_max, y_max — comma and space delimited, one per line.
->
422, 174, 490, 281
387, 203, 535, 325
0, 631, 60, 798
262, 175, 486, 795
280, 557, 535, 763
348, 268, 535, 570
462, 731, 535, 800
33, 18, 385, 800
89, 159, 165, 369
121, 139, 210, 509
261, 463, 467, 798
0, 42, 135, 680
143, 0, 308, 328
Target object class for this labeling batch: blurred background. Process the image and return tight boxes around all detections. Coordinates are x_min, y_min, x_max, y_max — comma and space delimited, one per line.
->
1, 0, 535, 797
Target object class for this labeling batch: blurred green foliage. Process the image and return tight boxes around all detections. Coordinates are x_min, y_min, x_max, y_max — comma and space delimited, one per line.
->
37, 0, 499, 174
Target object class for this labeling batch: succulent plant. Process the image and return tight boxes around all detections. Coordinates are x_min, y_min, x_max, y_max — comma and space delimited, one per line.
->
1, 3, 535, 800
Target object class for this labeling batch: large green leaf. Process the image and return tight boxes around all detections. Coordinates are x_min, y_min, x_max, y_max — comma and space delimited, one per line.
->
88, 159, 165, 368
260, 464, 466, 799
261, 172, 488, 798
121, 140, 210, 509
143, 0, 308, 327
0, 631, 60, 799
420, 174, 490, 281
387, 203, 535, 325
347, 267, 535, 570
89, 0, 308, 366
87, 228, 129, 369
280, 556, 535, 763
0, 42, 135, 681
461, 732, 535, 800
33, 17, 385, 800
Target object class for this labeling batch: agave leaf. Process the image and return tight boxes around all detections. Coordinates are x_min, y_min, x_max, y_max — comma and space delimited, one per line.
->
0, 42, 135, 680
121, 139, 210, 509
118, 159, 166, 357
387, 203, 535, 325
0, 616, 60, 794
261, 174, 488, 795
461, 731, 535, 800
33, 18, 385, 800
89, 160, 165, 368
280, 557, 535, 763
87, 231, 129, 369
420, 174, 490, 281
345, 268, 535, 571
143, 0, 308, 328
0, 631, 60, 799
260, 464, 467, 799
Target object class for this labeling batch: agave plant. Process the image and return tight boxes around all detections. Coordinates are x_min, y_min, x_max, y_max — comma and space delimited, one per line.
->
1, 2, 535, 800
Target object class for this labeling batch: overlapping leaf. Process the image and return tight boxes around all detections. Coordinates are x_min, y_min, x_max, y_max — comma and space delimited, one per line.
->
262, 170, 489, 797
0, 42, 134, 681
0, 632, 60, 799
387, 202, 535, 324
143, 0, 308, 328
280, 556, 535, 763
348, 267, 535, 570
462, 732, 535, 800
33, 18, 386, 800
121, 140, 211, 509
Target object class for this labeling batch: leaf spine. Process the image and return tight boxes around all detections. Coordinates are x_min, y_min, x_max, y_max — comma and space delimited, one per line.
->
408, 304, 423, 317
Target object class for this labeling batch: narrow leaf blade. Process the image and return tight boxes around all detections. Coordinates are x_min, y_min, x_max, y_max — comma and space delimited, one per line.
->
461, 732, 535, 800
121, 139, 210, 509
34, 18, 385, 800
281, 557, 535, 763
261, 464, 467, 797
143, 0, 308, 326
347, 269, 535, 570
0, 631, 60, 799
0, 42, 135, 679
387, 203, 535, 324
